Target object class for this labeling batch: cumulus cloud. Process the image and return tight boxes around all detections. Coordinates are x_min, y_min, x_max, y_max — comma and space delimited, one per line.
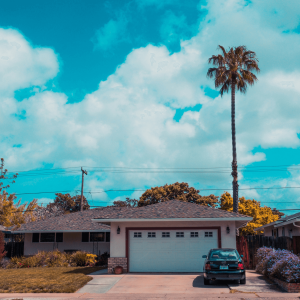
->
93, 14, 129, 51
2, 0, 300, 206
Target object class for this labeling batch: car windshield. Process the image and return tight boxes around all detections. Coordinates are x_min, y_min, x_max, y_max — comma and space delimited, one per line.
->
209, 249, 239, 261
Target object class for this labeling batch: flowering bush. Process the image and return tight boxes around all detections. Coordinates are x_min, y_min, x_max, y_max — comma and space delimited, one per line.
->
256, 247, 300, 283
4, 250, 98, 269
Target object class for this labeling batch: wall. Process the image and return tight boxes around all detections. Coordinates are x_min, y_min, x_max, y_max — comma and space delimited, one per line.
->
264, 224, 300, 237
24, 232, 110, 256
109, 220, 237, 258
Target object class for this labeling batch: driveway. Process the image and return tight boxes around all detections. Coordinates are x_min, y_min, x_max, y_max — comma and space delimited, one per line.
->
77, 270, 281, 294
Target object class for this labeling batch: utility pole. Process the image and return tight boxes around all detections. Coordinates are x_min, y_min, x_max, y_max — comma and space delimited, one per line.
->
80, 167, 88, 211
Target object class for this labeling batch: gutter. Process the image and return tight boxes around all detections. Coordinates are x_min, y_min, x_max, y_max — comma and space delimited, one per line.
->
92, 217, 252, 222
274, 218, 300, 228
12, 229, 111, 233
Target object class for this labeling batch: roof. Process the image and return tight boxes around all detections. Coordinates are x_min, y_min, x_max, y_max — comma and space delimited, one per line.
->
92, 200, 252, 221
13, 209, 111, 233
255, 211, 300, 231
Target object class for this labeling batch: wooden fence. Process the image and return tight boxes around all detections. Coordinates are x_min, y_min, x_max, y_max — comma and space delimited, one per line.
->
5, 242, 24, 258
236, 235, 298, 269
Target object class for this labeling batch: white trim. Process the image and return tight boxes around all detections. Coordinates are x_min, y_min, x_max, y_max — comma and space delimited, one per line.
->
92, 217, 252, 222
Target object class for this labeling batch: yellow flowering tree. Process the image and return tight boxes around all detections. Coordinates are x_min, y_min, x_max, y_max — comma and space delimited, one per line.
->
0, 158, 39, 228
219, 192, 280, 235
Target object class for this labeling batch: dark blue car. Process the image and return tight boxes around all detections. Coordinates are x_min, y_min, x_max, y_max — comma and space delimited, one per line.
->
202, 248, 246, 285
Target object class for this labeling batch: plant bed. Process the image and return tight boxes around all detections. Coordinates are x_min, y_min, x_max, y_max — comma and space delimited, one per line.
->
269, 276, 300, 293
0, 266, 105, 293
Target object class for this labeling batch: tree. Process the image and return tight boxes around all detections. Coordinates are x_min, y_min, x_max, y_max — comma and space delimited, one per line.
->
207, 46, 260, 213
0, 158, 39, 228
138, 182, 219, 207
46, 193, 90, 213
0, 232, 6, 261
112, 198, 138, 207
219, 192, 280, 235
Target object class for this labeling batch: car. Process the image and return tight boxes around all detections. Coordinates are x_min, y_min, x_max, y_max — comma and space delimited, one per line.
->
202, 248, 246, 285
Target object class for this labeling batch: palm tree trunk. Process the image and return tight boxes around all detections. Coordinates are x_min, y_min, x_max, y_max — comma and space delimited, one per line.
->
231, 80, 239, 213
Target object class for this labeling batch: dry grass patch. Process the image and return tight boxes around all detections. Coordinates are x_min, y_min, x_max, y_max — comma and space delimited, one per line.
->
0, 266, 105, 293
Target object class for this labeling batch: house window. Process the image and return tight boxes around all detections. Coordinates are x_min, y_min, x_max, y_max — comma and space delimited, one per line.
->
40, 233, 55, 242
106, 232, 110, 242
205, 232, 213, 237
134, 232, 142, 238
176, 232, 184, 238
162, 232, 170, 238
190, 232, 198, 238
90, 232, 105, 242
148, 232, 156, 238
282, 227, 285, 237
32, 233, 39, 243
82, 232, 89, 242
56, 233, 63, 243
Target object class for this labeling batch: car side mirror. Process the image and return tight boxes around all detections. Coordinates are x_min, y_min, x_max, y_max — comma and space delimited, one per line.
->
241, 255, 244, 258
202, 255, 207, 258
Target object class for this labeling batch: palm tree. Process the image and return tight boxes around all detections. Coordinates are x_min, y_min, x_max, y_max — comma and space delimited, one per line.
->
207, 46, 259, 213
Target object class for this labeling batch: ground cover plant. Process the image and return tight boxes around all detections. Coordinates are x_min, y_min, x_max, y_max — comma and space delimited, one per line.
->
256, 247, 300, 283
0, 266, 104, 293
2, 250, 97, 268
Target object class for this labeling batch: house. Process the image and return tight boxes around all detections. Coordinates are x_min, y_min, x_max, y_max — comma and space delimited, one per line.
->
92, 200, 252, 273
13, 208, 111, 256
0, 225, 11, 243
255, 211, 300, 238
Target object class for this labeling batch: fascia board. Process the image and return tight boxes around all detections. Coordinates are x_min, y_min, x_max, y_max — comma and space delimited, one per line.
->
92, 217, 252, 222
274, 218, 300, 228
12, 229, 111, 233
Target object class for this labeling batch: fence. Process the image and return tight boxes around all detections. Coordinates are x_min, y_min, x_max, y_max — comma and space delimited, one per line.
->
236, 235, 296, 269
5, 242, 24, 258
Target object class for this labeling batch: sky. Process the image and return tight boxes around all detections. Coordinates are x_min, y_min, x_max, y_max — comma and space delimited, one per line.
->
1, 0, 300, 213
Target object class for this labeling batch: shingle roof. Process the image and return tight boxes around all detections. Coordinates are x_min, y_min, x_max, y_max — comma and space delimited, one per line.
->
13, 209, 111, 232
92, 200, 251, 220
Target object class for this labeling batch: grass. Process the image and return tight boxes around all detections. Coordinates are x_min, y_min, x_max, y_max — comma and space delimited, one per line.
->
0, 266, 105, 293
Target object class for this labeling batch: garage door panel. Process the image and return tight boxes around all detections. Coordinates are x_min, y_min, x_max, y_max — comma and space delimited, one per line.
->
129, 229, 218, 272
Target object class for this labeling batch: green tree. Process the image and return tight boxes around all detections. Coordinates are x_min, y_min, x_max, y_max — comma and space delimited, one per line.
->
138, 182, 219, 207
112, 198, 138, 207
207, 46, 260, 212
0, 158, 39, 228
47, 193, 90, 213
219, 192, 280, 235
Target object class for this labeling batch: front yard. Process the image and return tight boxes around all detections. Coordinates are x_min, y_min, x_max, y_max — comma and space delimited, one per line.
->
0, 266, 105, 293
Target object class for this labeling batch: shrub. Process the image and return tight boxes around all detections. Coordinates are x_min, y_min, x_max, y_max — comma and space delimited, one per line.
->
5, 250, 98, 269
256, 247, 300, 283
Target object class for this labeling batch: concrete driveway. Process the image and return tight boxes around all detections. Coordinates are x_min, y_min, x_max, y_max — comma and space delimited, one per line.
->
77, 270, 281, 294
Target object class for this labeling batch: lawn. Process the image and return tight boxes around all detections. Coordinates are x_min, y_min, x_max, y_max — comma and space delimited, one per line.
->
0, 266, 105, 293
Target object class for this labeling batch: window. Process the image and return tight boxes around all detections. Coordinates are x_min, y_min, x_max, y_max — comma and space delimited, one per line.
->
205, 232, 213, 237
162, 232, 170, 238
90, 232, 105, 242
209, 249, 239, 260
56, 233, 63, 243
190, 232, 198, 238
148, 232, 156, 238
282, 227, 285, 237
106, 232, 110, 242
82, 232, 89, 242
134, 232, 142, 238
176, 232, 184, 238
40, 233, 55, 243
32, 233, 39, 243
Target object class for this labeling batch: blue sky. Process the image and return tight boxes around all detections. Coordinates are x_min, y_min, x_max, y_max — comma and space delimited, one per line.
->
1, 0, 300, 213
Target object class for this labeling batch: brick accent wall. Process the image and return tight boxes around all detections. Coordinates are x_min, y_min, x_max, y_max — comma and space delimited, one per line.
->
270, 276, 300, 293
108, 257, 128, 274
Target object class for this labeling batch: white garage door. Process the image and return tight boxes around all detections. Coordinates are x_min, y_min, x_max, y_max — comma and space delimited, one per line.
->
129, 229, 218, 272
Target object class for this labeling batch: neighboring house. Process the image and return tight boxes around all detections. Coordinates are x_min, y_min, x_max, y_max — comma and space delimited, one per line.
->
13, 209, 111, 256
92, 200, 252, 273
255, 212, 300, 238
0, 225, 11, 243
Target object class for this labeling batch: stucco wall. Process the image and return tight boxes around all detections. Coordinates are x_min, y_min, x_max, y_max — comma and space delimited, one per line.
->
109, 220, 237, 258
24, 232, 110, 256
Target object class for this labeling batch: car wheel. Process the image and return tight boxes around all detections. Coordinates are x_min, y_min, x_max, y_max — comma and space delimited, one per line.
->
240, 278, 246, 284
204, 278, 210, 285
